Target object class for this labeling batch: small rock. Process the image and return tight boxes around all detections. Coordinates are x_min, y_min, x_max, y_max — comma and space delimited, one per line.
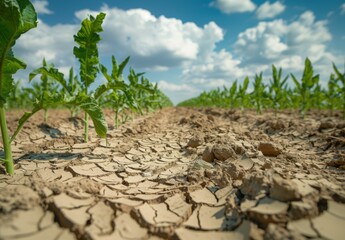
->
270, 176, 301, 202
187, 134, 204, 148
319, 120, 335, 130
258, 142, 282, 157
213, 144, 236, 161
202, 146, 214, 162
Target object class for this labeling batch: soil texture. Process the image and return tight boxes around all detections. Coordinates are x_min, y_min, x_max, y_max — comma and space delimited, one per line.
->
0, 107, 345, 240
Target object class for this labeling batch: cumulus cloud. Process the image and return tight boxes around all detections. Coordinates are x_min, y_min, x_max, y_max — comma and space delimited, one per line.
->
32, 0, 53, 15
13, 19, 77, 83
182, 49, 245, 89
158, 80, 196, 92
157, 80, 199, 104
256, 1, 285, 19
210, 0, 256, 14
13, 5, 225, 84
233, 10, 338, 84
234, 11, 332, 65
75, 5, 224, 70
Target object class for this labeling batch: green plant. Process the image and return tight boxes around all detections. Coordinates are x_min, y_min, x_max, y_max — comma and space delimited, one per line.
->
0, 0, 38, 175
250, 73, 265, 114
96, 55, 132, 128
74, 12, 106, 142
325, 73, 339, 116
30, 13, 108, 142
268, 65, 288, 115
237, 76, 250, 111
332, 63, 345, 119
64, 67, 82, 118
291, 58, 319, 118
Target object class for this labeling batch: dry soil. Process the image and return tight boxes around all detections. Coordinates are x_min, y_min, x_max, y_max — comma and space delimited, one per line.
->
0, 107, 344, 240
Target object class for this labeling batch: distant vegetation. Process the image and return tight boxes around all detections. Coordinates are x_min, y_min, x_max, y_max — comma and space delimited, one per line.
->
178, 58, 345, 119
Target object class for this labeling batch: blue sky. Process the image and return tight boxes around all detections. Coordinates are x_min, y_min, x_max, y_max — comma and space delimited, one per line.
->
14, 0, 345, 104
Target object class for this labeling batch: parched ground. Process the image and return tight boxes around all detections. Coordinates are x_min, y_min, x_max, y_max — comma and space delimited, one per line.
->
0, 107, 344, 240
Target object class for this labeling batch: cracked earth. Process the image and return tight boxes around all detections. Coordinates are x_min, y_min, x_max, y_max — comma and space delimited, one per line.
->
0, 107, 344, 240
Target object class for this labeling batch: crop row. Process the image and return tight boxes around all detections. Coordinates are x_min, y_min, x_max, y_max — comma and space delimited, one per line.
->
178, 58, 345, 119
0, 0, 172, 175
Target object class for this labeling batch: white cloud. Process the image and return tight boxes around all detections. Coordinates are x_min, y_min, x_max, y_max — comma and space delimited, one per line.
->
14, 20, 77, 69
341, 3, 345, 15
13, 19, 77, 82
234, 11, 332, 65
182, 49, 245, 89
233, 10, 338, 85
157, 80, 199, 104
158, 80, 196, 92
75, 5, 224, 70
256, 1, 285, 19
32, 0, 53, 15
210, 0, 256, 14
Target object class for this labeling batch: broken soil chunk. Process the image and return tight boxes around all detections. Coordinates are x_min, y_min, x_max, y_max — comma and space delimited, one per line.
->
247, 197, 289, 228
212, 144, 236, 161
257, 142, 282, 157
189, 187, 218, 205
270, 176, 301, 201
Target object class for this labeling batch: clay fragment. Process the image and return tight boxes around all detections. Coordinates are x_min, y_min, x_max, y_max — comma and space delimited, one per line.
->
258, 142, 282, 157
247, 197, 289, 228
270, 176, 301, 201
187, 134, 204, 148
212, 144, 236, 161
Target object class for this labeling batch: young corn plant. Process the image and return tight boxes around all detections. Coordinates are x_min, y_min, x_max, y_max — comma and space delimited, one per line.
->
74, 13, 106, 142
28, 58, 60, 122
96, 55, 132, 128
325, 73, 339, 116
268, 65, 289, 115
250, 73, 266, 114
237, 77, 250, 112
332, 63, 345, 119
228, 81, 238, 109
291, 58, 319, 118
0, 0, 38, 175
64, 67, 82, 118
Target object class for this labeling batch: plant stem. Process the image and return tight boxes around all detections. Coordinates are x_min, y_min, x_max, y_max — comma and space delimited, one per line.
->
0, 107, 14, 175
115, 109, 119, 129
84, 111, 89, 142
44, 108, 48, 122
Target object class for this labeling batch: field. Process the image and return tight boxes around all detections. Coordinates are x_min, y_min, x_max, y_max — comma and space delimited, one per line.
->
1, 1, 345, 239
0, 107, 344, 240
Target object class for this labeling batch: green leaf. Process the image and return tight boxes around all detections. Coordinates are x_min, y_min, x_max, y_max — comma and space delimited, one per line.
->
94, 84, 108, 100
333, 63, 345, 84
69, 94, 107, 138
0, 0, 37, 105
73, 12, 106, 88
291, 74, 301, 90
117, 56, 130, 80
